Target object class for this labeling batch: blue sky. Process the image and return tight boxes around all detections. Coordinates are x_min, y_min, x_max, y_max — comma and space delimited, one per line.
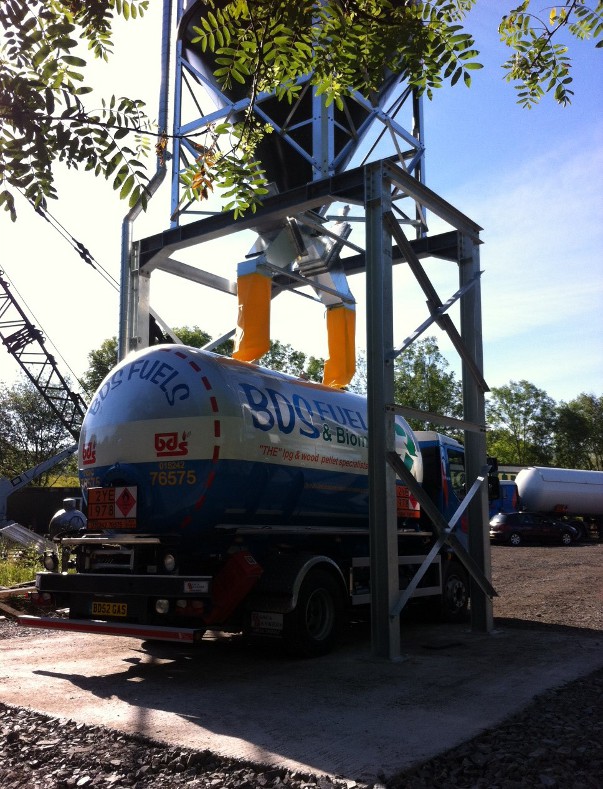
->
1, 2, 601, 406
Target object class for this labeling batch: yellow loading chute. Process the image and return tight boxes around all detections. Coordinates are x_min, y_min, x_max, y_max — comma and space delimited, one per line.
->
232, 269, 272, 362
323, 304, 356, 388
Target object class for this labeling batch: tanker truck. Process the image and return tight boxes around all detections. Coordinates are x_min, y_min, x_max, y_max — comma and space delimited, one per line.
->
514, 467, 603, 542
20, 345, 484, 656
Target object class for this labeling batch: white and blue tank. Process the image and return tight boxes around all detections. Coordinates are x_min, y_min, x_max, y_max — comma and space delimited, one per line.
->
78, 346, 423, 536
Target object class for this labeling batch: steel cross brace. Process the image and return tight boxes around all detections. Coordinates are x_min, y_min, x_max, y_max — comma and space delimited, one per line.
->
391, 274, 483, 360
382, 211, 489, 393
386, 451, 497, 619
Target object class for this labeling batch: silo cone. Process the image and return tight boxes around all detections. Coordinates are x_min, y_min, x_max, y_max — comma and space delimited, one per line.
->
323, 304, 356, 388
232, 270, 272, 362
179, 0, 402, 193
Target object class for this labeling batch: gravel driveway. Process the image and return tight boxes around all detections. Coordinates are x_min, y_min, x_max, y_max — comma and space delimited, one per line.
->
1, 543, 601, 788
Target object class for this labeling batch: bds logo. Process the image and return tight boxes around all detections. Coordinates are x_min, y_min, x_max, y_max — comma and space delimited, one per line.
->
82, 440, 96, 466
154, 431, 190, 457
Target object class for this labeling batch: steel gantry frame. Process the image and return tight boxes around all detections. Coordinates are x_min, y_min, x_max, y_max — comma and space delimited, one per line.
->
129, 160, 495, 660
364, 160, 494, 658
122, 0, 494, 660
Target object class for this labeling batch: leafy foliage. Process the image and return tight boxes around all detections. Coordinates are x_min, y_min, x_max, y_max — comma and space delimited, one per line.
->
188, 0, 483, 212
499, 0, 603, 107
185, 0, 601, 213
0, 542, 41, 586
0, 0, 153, 220
171, 325, 234, 356
259, 340, 324, 381
487, 386, 603, 469
0, 380, 75, 484
486, 379, 557, 465
80, 336, 118, 396
193, 1, 482, 106
178, 123, 271, 219
393, 337, 463, 432
81, 327, 235, 396
555, 393, 603, 469
1, 1, 601, 220
82, 333, 323, 395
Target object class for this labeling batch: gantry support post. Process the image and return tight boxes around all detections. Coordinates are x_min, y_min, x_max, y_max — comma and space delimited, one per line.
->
365, 161, 401, 660
459, 236, 493, 632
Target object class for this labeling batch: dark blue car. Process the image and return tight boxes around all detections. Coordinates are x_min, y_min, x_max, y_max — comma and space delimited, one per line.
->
489, 512, 579, 546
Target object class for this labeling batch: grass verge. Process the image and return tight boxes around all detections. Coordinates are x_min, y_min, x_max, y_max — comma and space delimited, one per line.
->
0, 539, 40, 587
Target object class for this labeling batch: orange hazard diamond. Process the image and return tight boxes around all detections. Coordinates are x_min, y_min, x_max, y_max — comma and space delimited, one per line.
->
115, 487, 136, 518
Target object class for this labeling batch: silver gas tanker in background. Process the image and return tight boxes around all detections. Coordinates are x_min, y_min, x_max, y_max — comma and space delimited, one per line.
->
515, 467, 603, 516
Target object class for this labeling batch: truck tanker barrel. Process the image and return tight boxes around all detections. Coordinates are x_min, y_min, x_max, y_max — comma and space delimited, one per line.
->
79, 345, 423, 540
515, 466, 603, 517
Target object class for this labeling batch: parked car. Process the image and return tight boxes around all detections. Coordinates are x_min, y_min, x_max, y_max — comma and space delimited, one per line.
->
489, 512, 579, 546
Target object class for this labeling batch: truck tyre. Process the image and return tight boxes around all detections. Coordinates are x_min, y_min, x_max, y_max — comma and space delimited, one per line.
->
509, 532, 522, 546
283, 568, 343, 657
441, 560, 470, 623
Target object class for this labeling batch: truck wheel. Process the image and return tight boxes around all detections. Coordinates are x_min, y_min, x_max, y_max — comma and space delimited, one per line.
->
509, 532, 522, 546
440, 561, 469, 623
284, 569, 343, 658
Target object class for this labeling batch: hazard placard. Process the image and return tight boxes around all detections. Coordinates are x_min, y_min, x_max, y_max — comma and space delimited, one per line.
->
87, 486, 137, 530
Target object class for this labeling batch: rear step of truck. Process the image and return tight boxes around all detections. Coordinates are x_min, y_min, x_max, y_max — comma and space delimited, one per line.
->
17, 615, 205, 643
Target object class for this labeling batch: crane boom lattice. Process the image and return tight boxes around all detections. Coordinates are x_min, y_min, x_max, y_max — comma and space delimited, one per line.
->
0, 271, 87, 440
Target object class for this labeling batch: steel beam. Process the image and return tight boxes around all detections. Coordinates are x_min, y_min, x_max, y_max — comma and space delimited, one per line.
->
365, 161, 401, 660
459, 238, 493, 632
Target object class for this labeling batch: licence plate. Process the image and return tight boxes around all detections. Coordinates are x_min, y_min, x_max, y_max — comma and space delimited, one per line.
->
91, 601, 127, 617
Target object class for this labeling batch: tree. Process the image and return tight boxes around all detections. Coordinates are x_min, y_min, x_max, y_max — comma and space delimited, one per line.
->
499, 1, 603, 108
0, 380, 75, 484
175, 325, 234, 357
81, 326, 234, 396
182, 0, 603, 211
393, 337, 462, 432
81, 336, 118, 396
348, 337, 462, 431
83, 331, 323, 396
486, 380, 557, 465
0, 0, 153, 221
2, 1, 601, 220
555, 394, 603, 469
259, 340, 324, 381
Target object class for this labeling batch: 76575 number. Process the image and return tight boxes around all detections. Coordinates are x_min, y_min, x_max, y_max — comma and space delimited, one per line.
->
150, 470, 197, 486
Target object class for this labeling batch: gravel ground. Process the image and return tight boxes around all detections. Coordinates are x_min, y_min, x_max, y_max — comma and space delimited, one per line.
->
1, 543, 602, 789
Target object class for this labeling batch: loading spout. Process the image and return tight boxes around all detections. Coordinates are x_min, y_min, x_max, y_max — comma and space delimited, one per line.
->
232, 210, 356, 387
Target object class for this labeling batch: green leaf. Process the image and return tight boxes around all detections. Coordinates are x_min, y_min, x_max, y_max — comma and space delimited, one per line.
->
62, 55, 86, 67
120, 173, 134, 199
450, 67, 463, 86
32, 44, 51, 69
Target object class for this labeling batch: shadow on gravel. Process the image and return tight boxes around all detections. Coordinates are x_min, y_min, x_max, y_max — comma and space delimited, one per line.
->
494, 616, 602, 636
